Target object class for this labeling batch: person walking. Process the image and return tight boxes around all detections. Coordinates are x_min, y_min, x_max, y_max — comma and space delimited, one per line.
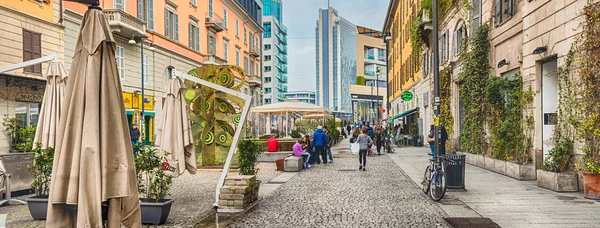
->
374, 128, 384, 155
129, 124, 140, 155
323, 126, 334, 163
357, 128, 373, 171
346, 125, 351, 137
312, 126, 328, 164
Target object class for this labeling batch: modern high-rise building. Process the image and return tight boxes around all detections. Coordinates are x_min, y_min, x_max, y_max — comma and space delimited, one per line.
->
315, 7, 357, 114
261, 0, 288, 104
285, 91, 316, 104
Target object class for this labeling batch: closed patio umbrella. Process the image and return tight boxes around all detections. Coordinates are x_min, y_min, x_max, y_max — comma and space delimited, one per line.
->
46, 6, 141, 227
155, 78, 197, 177
33, 62, 68, 149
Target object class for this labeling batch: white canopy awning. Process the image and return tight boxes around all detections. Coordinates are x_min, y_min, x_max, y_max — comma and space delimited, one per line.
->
250, 100, 330, 114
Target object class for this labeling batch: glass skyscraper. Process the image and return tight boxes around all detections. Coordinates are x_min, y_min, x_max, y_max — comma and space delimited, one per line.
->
262, 0, 288, 104
315, 7, 357, 113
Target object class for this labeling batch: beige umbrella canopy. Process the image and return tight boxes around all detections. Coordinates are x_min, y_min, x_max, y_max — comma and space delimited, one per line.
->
46, 7, 141, 227
155, 78, 197, 177
33, 62, 68, 149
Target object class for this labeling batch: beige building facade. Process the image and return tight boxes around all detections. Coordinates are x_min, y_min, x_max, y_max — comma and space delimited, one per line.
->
0, 1, 64, 153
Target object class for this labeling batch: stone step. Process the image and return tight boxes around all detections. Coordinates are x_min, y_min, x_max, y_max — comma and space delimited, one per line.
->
220, 185, 251, 194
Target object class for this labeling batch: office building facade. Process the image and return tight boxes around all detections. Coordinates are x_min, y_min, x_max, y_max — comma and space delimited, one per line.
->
262, 0, 288, 104
285, 91, 315, 104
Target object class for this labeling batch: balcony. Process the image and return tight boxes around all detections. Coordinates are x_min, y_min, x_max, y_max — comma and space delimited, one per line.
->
276, 93, 286, 100
203, 51, 227, 65
249, 45, 260, 58
281, 55, 288, 64
104, 9, 146, 38
420, 9, 433, 45
247, 74, 261, 87
280, 24, 287, 35
280, 35, 287, 44
281, 74, 288, 83
205, 12, 226, 32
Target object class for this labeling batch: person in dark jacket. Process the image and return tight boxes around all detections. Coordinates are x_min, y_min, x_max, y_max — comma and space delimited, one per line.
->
323, 126, 334, 163
346, 125, 352, 136
374, 128, 384, 155
130, 124, 141, 155
312, 126, 328, 164
427, 124, 448, 157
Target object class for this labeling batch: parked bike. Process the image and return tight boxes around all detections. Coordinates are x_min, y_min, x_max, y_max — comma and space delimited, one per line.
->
422, 154, 448, 201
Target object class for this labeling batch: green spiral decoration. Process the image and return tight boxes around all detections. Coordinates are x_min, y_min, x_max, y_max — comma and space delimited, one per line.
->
204, 132, 214, 145
204, 101, 210, 111
216, 69, 235, 88
232, 113, 241, 125
218, 102, 229, 112
216, 131, 228, 144
187, 70, 197, 78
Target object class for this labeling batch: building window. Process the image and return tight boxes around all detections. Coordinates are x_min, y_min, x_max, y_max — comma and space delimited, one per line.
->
167, 66, 174, 79
22, 29, 41, 74
244, 55, 249, 74
265, 88, 272, 93
250, 60, 255, 75
143, 54, 149, 84
223, 9, 228, 28
190, 0, 196, 6
494, 0, 514, 26
115, 0, 125, 11
116, 45, 125, 79
265, 77, 271, 82
165, 7, 178, 41
15, 103, 40, 128
189, 22, 199, 51
422, 51, 429, 77
236, 19, 239, 37
208, 0, 213, 17
454, 24, 467, 56
264, 44, 271, 50
223, 40, 228, 61
265, 98, 272, 104
208, 33, 216, 54
264, 23, 272, 38
236, 47, 240, 66
244, 27, 247, 44
439, 31, 449, 63
471, 0, 482, 31
137, 0, 154, 30
265, 66, 271, 71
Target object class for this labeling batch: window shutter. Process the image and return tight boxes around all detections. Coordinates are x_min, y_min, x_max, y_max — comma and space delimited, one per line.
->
438, 37, 442, 64
32, 33, 42, 73
453, 30, 458, 56
138, 0, 143, 19
174, 14, 179, 41
494, 0, 502, 26
195, 27, 200, 51
148, 0, 154, 30
43, 0, 50, 3
189, 24, 193, 49
165, 9, 170, 38
507, 0, 514, 17
22, 30, 32, 72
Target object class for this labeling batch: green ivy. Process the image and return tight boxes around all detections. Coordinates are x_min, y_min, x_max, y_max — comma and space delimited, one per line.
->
421, 0, 451, 19
458, 24, 490, 154
485, 73, 534, 164
439, 67, 454, 151
543, 139, 573, 172
410, 17, 423, 61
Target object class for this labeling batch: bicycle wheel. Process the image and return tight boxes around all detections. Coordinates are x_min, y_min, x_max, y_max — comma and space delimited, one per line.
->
429, 170, 447, 201
422, 165, 431, 194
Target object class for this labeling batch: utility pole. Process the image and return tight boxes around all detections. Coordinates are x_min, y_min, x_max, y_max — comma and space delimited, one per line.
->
432, 0, 440, 157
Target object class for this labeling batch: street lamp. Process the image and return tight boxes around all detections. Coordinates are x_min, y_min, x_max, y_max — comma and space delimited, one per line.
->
129, 35, 148, 152
384, 34, 391, 128
433, 0, 441, 157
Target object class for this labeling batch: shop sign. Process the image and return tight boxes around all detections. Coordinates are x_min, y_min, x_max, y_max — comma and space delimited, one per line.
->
401, 91, 413, 101
123, 92, 154, 110
15, 92, 43, 102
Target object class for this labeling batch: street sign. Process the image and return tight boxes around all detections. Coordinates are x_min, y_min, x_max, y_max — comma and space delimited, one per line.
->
401, 91, 413, 101
379, 108, 385, 113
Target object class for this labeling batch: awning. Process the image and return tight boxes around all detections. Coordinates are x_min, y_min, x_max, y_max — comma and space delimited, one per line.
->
387, 108, 419, 123
126, 110, 156, 116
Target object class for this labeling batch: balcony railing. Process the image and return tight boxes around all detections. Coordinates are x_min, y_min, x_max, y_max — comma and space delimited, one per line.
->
280, 24, 288, 34
203, 52, 227, 65
247, 74, 261, 87
104, 9, 146, 38
249, 45, 260, 58
205, 12, 226, 32
281, 35, 287, 44
281, 74, 288, 83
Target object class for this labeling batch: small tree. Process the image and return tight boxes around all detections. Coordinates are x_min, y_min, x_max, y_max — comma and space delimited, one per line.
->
28, 143, 54, 197
134, 146, 173, 201
2, 115, 20, 150
237, 140, 262, 176
356, 76, 366, 85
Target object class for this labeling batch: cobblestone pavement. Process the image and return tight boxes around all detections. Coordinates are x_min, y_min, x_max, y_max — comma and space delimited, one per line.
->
0, 162, 282, 227
229, 141, 449, 228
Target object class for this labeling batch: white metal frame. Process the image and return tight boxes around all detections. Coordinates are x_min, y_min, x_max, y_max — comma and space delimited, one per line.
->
175, 71, 253, 207
0, 53, 58, 74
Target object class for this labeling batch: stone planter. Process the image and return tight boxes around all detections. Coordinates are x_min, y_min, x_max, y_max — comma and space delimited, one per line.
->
536, 170, 579, 192
26, 196, 48, 220
140, 198, 175, 225
506, 162, 536, 180
582, 172, 600, 200
484, 156, 496, 171
494, 159, 507, 174
218, 175, 260, 213
476, 154, 486, 167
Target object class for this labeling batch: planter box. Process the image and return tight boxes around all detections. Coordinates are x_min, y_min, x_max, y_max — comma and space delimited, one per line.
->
476, 154, 486, 167
218, 175, 260, 213
537, 170, 579, 192
26, 196, 48, 220
484, 157, 496, 171
506, 162, 536, 180
140, 198, 175, 225
494, 159, 507, 174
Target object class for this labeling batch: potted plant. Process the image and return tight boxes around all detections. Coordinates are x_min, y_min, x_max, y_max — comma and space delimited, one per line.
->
25, 144, 54, 220
135, 146, 174, 225
236, 140, 262, 202
409, 122, 419, 147
2, 115, 20, 153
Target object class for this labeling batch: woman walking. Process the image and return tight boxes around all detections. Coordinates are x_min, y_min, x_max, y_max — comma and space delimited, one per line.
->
357, 128, 373, 171
374, 128, 384, 155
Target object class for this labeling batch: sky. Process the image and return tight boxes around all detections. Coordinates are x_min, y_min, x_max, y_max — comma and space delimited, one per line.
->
283, 0, 390, 92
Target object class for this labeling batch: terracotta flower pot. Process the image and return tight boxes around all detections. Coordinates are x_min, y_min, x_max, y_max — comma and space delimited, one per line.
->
582, 172, 600, 200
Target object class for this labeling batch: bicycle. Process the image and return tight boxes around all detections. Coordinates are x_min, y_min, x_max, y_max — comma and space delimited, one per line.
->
385, 137, 395, 153
421, 154, 447, 201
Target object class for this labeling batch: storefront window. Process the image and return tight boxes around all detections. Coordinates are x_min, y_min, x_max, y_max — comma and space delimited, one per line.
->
15, 102, 40, 128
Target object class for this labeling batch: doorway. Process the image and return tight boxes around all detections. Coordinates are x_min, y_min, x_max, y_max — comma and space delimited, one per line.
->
541, 58, 558, 161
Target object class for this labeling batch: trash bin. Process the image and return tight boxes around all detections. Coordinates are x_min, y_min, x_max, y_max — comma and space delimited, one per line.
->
275, 158, 285, 171
445, 153, 466, 189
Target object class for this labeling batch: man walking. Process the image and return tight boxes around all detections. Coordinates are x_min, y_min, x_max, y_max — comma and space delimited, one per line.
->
323, 126, 334, 163
130, 123, 141, 154
312, 126, 328, 164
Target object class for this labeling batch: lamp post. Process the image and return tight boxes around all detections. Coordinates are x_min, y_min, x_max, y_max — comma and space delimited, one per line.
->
432, 0, 440, 157
384, 34, 392, 129
129, 35, 148, 152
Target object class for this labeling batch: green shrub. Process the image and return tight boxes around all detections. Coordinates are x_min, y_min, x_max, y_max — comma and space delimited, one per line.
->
28, 143, 54, 197
356, 76, 366, 86
543, 139, 573, 173
237, 140, 263, 176
135, 147, 173, 201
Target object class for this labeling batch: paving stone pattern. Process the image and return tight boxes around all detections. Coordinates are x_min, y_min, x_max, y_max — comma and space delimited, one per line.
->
0, 163, 282, 228
229, 143, 449, 228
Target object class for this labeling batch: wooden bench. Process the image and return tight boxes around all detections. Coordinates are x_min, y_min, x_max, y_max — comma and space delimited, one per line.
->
284, 156, 303, 172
